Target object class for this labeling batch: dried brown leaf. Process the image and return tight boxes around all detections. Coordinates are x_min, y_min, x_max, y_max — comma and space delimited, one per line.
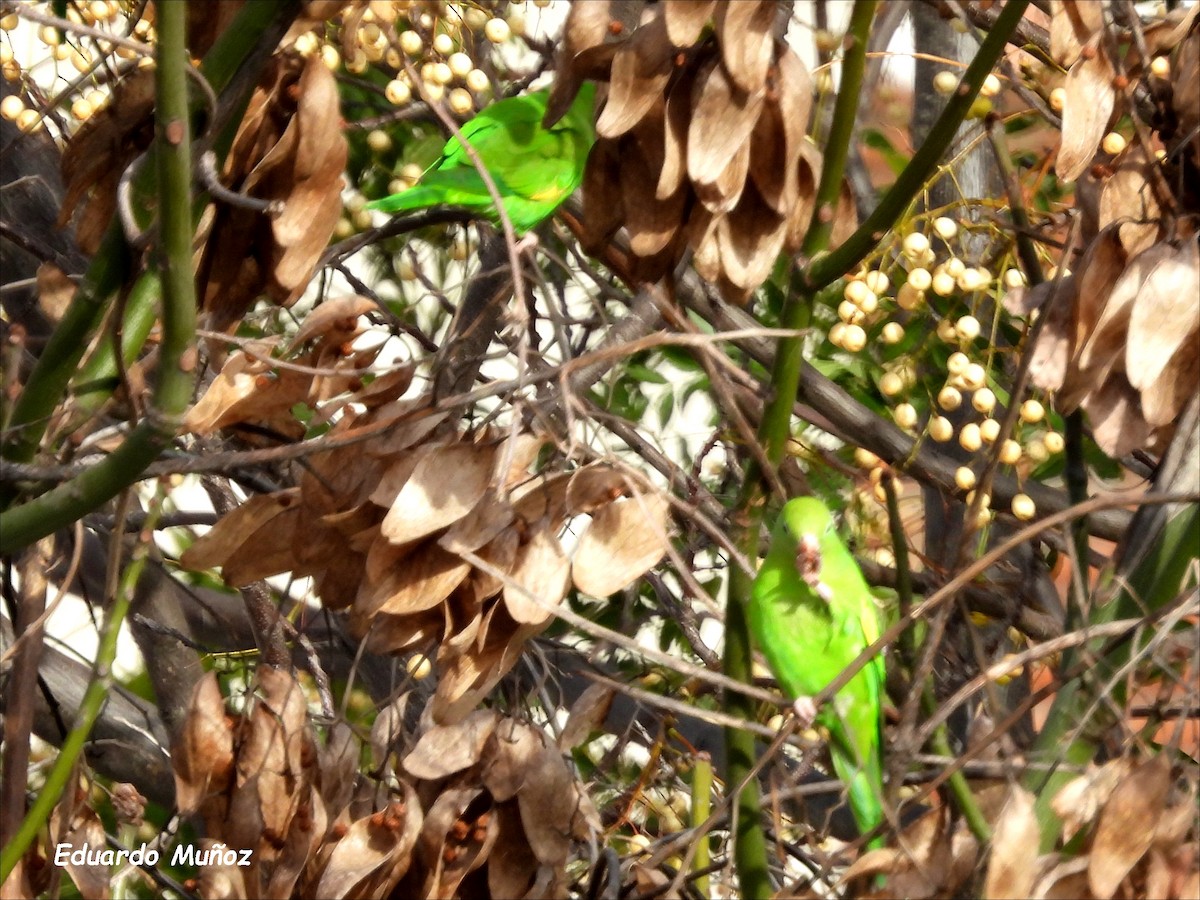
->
984, 785, 1040, 899
482, 719, 544, 802
194, 838, 250, 900
1057, 41, 1115, 183
717, 183, 788, 291
380, 441, 497, 544
287, 295, 376, 352
503, 526, 571, 625
596, 13, 673, 138
749, 46, 811, 215
716, 0, 775, 94
572, 491, 670, 597
403, 709, 499, 780
1052, 760, 1133, 843
180, 489, 299, 575
580, 138, 625, 252
35, 262, 75, 323
1028, 276, 1078, 393
1082, 371, 1154, 457
1098, 147, 1162, 256
1089, 755, 1172, 899
687, 59, 764, 208
359, 540, 472, 618
173, 673, 235, 817
1032, 857, 1090, 899
1050, 0, 1105, 68
313, 785, 421, 899
662, 0, 714, 47
559, 683, 614, 751
487, 802, 541, 899
658, 73, 693, 199
1127, 240, 1200, 395
517, 743, 583, 866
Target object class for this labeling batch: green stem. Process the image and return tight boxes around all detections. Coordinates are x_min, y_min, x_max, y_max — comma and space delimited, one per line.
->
804, 0, 1032, 293
725, 5, 876, 896
690, 753, 714, 897
0, 0, 299, 501
0, 487, 167, 882
0, 2, 196, 553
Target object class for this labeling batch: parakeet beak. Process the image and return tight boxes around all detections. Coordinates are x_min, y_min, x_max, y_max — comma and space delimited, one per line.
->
795, 533, 834, 602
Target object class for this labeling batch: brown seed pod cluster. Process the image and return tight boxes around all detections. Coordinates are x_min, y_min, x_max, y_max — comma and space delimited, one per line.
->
548, 0, 825, 304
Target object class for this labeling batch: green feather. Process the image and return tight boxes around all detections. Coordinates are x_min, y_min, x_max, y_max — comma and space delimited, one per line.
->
748, 497, 886, 849
368, 82, 596, 234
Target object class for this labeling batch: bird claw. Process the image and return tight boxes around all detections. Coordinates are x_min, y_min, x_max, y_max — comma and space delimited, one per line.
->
792, 696, 819, 729
514, 232, 539, 255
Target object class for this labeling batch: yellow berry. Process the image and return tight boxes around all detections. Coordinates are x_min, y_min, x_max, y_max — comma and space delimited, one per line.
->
366, 129, 391, 152
959, 424, 982, 452
980, 73, 1003, 98
933, 71, 959, 95
1150, 56, 1170, 78
15, 108, 42, 133
1011, 493, 1036, 520
843, 279, 873, 305
880, 371, 905, 396
448, 87, 473, 115
894, 403, 918, 430
842, 324, 867, 353
70, 97, 93, 120
881, 322, 905, 345
854, 447, 881, 469
0, 94, 24, 120
1004, 267, 1025, 289
432, 62, 453, 85
1101, 131, 1127, 155
1026, 439, 1049, 464
293, 32, 318, 55
858, 291, 879, 315
385, 78, 411, 105
1020, 399, 1044, 423
907, 267, 932, 291
955, 466, 977, 490
929, 416, 954, 442
423, 81, 445, 102
945, 258, 966, 278
937, 318, 958, 342
399, 30, 422, 55
506, 11, 527, 37
972, 386, 996, 413
1043, 431, 1064, 454
864, 270, 889, 295
938, 385, 962, 411
448, 51, 473, 78
999, 439, 1022, 465
947, 351, 969, 375
962, 363, 987, 391
485, 17, 511, 43
320, 44, 340, 70
829, 322, 848, 347
838, 299, 864, 324
466, 68, 490, 93
903, 233, 930, 258
979, 417, 1001, 443
932, 271, 957, 296
39, 24, 61, 45
933, 216, 958, 240
0, 13, 18, 30
1049, 87, 1066, 112
432, 32, 454, 55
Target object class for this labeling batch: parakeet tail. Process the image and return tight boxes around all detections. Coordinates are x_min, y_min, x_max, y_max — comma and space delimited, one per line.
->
831, 746, 885, 850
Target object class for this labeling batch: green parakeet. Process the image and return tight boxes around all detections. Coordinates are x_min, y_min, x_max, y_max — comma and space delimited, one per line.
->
748, 497, 886, 849
367, 82, 596, 234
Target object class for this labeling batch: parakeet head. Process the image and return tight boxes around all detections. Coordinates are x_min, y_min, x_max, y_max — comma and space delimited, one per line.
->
772, 497, 836, 602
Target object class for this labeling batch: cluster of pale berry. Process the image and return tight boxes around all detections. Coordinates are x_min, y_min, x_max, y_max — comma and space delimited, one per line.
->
833, 214, 1063, 525
0, 1, 151, 133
